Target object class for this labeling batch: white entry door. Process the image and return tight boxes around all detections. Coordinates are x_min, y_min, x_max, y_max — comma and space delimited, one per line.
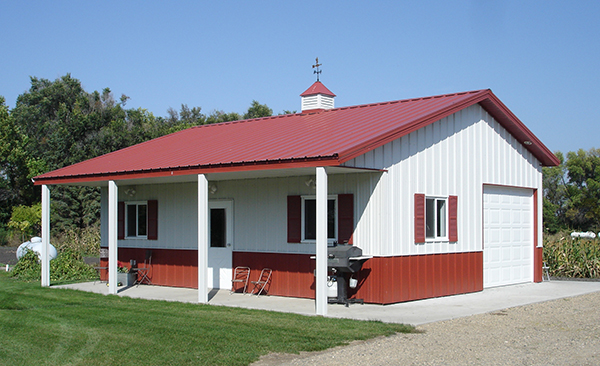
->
208, 200, 233, 289
483, 186, 533, 288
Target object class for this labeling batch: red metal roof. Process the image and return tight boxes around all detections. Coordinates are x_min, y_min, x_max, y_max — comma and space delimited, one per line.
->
300, 81, 336, 97
33, 89, 559, 185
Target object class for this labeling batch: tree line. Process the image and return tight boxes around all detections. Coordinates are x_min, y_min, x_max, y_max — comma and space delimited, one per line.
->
0, 74, 278, 243
543, 148, 600, 234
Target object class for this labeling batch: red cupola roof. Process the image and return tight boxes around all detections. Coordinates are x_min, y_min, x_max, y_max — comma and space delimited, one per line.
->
300, 81, 336, 97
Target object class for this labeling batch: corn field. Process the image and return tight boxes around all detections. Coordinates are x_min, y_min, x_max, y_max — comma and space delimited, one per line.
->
543, 231, 600, 278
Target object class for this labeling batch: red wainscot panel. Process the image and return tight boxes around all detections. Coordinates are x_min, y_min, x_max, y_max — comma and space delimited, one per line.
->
99, 249, 484, 305
351, 252, 484, 305
233, 252, 315, 298
100, 249, 316, 293
99, 248, 198, 288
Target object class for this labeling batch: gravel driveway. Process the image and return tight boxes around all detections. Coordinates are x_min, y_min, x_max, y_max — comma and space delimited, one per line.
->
254, 291, 600, 366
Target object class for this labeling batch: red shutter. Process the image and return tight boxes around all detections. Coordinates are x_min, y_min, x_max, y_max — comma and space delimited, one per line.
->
287, 196, 302, 243
414, 194, 425, 243
147, 200, 158, 240
118, 201, 125, 239
449, 195, 458, 242
338, 194, 354, 244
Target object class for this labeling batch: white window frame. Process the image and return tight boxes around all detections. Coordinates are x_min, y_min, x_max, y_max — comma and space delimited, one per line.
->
301, 195, 338, 244
425, 196, 448, 241
125, 201, 148, 239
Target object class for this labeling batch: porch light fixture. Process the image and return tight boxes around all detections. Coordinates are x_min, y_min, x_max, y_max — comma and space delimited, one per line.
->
209, 183, 218, 194
305, 177, 316, 189
125, 187, 136, 197
523, 140, 533, 145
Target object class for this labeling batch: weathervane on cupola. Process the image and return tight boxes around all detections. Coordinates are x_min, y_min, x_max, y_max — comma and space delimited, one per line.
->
300, 57, 336, 112
312, 57, 322, 81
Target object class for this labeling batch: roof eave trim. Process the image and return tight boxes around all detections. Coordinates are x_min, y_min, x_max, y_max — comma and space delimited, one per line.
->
479, 94, 560, 167
32, 155, 341, 185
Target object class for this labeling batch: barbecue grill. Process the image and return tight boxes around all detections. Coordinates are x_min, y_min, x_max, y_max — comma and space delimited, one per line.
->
327, 244, 369, 306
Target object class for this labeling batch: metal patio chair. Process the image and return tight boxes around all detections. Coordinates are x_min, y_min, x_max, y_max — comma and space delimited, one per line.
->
230, 266, 251, 294
93, 248, 109, 284
135, 250, 152, 285
250, 268, 272, 296
542, 261, 551, 281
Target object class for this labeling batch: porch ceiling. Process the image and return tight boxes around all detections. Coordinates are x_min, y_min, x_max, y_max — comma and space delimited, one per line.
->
59, 166, 385, 187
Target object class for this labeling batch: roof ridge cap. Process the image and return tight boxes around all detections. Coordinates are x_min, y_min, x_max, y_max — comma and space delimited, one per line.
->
189, 112, 303, 130
318, 89, 490, 113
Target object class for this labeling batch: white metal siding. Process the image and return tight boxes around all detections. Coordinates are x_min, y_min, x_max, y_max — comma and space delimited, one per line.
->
343, 104, 542, 257
483, 185, 533, 287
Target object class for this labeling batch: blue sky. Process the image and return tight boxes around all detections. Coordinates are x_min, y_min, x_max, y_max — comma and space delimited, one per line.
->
1, 1, 598, 155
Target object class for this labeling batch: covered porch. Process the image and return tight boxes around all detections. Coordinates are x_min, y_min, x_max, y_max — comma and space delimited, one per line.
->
37, 165, 381, 316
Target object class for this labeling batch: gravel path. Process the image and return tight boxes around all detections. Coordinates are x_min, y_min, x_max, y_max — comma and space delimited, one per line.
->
253, 291, 600, 366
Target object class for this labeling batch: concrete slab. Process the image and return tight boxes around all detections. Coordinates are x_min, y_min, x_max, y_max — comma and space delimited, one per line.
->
53, 280, 600, 325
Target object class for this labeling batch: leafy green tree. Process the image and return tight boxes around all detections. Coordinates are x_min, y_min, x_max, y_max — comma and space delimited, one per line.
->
542, 151, 567, 233
0, 96, 31, 225
564, 148, 600, 231
7, 75, 131, 232
243, 100, 272, 119
205, 110, 242, 124
8, 203, 41, 241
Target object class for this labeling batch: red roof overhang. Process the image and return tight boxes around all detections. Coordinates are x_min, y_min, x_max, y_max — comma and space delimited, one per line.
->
33, 155, 341, 185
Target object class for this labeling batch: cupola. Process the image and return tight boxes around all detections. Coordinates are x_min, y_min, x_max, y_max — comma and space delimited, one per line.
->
300, 81, 336, 113
301, 57, 336, 113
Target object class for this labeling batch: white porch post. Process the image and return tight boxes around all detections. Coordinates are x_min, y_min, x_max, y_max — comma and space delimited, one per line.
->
40, 185, 50, 287
108, 181, 118, 295
315, 167, 328, 316
198, 174, 209, 303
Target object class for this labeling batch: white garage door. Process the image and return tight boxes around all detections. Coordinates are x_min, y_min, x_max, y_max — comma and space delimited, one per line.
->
483, 185, 533, 288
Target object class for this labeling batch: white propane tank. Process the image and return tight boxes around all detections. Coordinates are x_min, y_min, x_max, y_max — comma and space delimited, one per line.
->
16, 237, 58, 261
327, 276, 338, 297
570, 231, 596, 239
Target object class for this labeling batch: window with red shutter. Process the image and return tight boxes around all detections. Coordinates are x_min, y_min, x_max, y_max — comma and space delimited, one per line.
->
288, 194, 355, 244
416, 194, 458, 242
119, 200, 157, 240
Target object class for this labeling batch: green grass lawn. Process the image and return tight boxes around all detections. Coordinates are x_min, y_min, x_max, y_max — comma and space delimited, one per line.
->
0, 272, 413, 365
